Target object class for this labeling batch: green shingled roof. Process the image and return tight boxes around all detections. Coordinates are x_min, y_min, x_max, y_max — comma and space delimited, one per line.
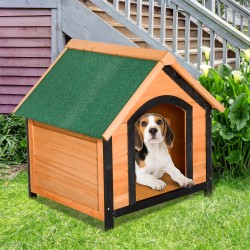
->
15, 49, 157, 139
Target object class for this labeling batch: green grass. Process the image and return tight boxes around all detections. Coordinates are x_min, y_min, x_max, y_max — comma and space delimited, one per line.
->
0, 173, 249, 250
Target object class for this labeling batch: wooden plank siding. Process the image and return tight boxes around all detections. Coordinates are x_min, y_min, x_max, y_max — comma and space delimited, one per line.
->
112, 70, 207, 209
0, 9, 52, 113
28, 120, 104, 220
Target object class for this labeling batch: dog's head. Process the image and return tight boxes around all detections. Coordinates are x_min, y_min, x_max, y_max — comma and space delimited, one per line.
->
135, 113, 175, 151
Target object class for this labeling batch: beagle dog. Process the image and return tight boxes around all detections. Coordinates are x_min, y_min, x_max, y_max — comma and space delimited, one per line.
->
135, 113, 194, 191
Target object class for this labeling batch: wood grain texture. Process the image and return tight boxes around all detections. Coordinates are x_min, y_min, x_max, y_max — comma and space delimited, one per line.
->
0, 0, 57, 8
0, 58, 51, 67
66, 39, 167, 61
112, 123, 129, 209
0, 48, 51, 58
28, 121, 102, 216
97, 139, 104, 219
13, 48, 67, 112
136, 173, 182, 201
103, 61, 164, 140
0, 95, 23, 104
0, 104, 16, 113
28, 120, 36, 193
111, 69, 207, 206
0, 38, 51, 47
0, 76, 40, 86
0, 9, 51, 16
0, 16, 51, 26
123, 71, 207, 171
0, 67, 47, 76
0, 85, 31, 95
171, 62, 225, 112
0, 27, 51, 38
0, 8, 52, 114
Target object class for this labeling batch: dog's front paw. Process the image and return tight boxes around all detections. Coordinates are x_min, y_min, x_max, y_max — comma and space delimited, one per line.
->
150, 179, 166, 191
179, 177, 194, 188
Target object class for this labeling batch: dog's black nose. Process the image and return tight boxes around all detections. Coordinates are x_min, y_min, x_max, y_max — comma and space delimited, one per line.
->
149, 127, 158, 135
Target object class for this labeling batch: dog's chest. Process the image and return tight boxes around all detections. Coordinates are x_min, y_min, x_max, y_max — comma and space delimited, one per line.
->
144, 146, 169, 177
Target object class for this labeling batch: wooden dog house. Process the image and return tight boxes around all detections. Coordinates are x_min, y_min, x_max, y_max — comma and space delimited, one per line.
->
14, 39, 224, 230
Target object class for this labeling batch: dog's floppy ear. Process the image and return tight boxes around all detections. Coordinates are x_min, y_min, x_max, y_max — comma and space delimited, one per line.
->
163, 118, 175, 148
135, 120, 143, 151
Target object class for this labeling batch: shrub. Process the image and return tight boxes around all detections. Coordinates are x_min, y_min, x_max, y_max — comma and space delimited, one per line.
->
199, 57, 250, 176
0, 114, 27, 166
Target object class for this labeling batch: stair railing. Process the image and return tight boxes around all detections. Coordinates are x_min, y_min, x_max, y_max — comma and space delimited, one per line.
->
89, 0, 250, 77
202, 0, 250, 36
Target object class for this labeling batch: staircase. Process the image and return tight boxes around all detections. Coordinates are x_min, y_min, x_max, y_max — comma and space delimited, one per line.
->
78, 0, 250, 78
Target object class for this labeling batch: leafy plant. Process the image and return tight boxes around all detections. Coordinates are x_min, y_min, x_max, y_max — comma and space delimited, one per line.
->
199, 55, 250, 176
235, 0, 250, 6
0, 114, 27, 166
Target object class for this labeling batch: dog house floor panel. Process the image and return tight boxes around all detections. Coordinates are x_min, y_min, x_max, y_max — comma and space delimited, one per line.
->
136, 173, 181, 201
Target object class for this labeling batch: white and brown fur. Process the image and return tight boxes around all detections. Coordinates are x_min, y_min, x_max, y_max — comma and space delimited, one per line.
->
135, 113, 194, 191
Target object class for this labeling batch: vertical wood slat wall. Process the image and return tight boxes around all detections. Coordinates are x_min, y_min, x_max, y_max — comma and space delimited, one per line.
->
0, 9, 52, 114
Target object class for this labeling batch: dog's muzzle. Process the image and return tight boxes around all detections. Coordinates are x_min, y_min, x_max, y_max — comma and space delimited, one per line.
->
149, 127, 158, 136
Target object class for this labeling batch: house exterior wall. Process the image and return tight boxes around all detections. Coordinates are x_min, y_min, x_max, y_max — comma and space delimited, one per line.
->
28, 120, 104, 221
0, 9, 52, 113
112, 70, 207, 209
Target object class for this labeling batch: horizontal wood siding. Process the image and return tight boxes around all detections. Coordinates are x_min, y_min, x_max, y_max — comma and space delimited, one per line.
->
0, 9, 52, 113
28, 121, 103, 220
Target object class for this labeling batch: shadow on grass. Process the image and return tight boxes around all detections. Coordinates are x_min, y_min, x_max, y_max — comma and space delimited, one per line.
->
14, 171, 249, 230
33, 189, 204, 230
35, 196, 104, 230
114, 192, 204, 228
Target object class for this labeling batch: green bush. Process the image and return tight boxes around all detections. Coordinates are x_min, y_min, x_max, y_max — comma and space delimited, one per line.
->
199, 60, 250, 176
0, 114, 27, 166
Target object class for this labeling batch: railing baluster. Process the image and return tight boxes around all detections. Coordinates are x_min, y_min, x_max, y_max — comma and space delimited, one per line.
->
202, 0, 206, 6
185, 12, 191, 63
125, 0, 130, 19
235, 47, 240, 69
240, 15, 244, 32
113, 0, 119, 11
233, 10, 236, 27
210, 30, 215, 68
248, 20, 250, 37
197, 21, 202, 69
137, 0, 142, 28
160, 0, 166, 45
148, 0, 154, 36
173, 3, 179, 53
224, 5, 228, 22
223, 38, 228, 64
217, 0, 221, 18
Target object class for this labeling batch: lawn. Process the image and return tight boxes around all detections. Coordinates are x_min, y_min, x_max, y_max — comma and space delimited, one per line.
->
0, 172, 249, 250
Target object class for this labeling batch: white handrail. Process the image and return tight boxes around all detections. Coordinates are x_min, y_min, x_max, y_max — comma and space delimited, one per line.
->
88, 0, 250, 76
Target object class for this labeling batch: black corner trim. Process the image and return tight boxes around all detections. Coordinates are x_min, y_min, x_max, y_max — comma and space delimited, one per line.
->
128, 123, 136, 205
163, 65, 209, 110
205, 106, 213, 195
26, 119, 37, 199
128, 95, 193, 205
103, 138, 114, 230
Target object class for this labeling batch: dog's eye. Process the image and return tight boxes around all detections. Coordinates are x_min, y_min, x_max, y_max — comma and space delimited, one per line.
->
157, 119, 163, 125
141, 121, 148, 127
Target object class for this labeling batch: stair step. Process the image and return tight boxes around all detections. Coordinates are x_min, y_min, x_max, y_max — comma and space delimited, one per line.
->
132, 37, 211, 49
178, 48, 235, 64
88, 6, 186, 26
193, 58, 236, 67
82, 0, 236, 69
112, 24, 202, 38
